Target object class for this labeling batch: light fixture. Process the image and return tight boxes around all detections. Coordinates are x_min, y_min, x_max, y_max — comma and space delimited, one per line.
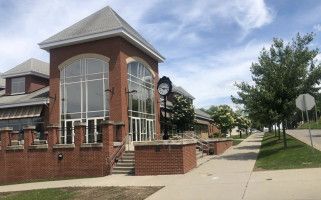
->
105, 87, 114, 95
48, 94, 56, 100
125, 89, 137, 94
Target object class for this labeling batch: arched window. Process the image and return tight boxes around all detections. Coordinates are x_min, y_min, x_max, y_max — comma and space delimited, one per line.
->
127, 61, 155, 141
60, 58, 109, 144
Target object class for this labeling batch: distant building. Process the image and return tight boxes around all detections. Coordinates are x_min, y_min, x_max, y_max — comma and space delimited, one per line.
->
0, 73, 5, 90
160, 84, 220, 137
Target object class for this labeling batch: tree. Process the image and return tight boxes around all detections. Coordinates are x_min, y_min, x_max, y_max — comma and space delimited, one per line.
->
232, 33, 321, 148
211, 105, 235, 135
171, 95, 196, 133
200, 105, 218, 116
235, 116, 251, 138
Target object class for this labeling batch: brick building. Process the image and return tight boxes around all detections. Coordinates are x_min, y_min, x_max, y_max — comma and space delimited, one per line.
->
0, 6, 166, 183
160, 84, 220, 138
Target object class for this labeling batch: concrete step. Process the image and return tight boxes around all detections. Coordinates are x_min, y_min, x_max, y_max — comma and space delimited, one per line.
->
112, 169, 135, 175
116, 163, 135, 167
11, 141, 20, 145
113, 166, 135, 171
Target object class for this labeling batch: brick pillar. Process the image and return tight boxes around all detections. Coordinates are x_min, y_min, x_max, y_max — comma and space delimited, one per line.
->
115, 121, 125, 142
23, 126, 36, 149
1, 127, 12, 150
11, 131, 19, 141
102, 120, 114, 175
47, 124, 60, 148
74, 122, 86, 147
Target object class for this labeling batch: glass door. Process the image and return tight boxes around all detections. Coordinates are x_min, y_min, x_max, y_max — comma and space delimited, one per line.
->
63, 120, 80, 144
86, 118, 103, 143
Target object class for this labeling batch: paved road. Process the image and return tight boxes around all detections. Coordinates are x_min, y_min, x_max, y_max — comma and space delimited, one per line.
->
287, 129, 321, 151
2, 132, 321, 199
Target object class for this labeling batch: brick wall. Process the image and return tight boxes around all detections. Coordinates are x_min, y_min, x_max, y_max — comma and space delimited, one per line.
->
49, 37, 160, 139
5, 75, 49, 95
135, 142, 196, 175
25, 75, 49, 93
0, 122, 115, 184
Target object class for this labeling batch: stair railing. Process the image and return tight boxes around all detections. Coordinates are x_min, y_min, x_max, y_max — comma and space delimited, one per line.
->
107, 133, 129, 170
184, 132, 210, 158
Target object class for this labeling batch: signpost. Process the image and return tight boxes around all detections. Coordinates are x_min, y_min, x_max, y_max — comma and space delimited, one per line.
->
296, 94, 316, 154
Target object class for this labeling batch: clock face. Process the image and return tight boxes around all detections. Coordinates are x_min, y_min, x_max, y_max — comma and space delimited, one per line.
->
158, 83, 170, 96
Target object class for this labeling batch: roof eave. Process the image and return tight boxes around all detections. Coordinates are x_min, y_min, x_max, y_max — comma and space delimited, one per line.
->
1, 71, 49, 79
39, 29, 165, 63
0, 99, 49, 109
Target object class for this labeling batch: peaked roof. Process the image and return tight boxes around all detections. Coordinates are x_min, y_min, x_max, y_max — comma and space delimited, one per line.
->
1, 58, 49, 79
0, 73, 5, 88
172, 85, 195, 100
39, 6, 165, 62
0, 86, 49, 108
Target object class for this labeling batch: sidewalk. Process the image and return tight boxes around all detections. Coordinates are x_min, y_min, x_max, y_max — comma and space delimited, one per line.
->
287, 129, 321, 151
0, 133, 264, 200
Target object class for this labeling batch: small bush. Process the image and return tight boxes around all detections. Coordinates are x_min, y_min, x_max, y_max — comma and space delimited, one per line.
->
213, 132, 221, 138
169, 135, 182, 140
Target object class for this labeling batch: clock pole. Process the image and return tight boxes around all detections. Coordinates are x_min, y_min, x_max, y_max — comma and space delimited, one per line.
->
157, 76, 172, 140
163, 95, 169, 140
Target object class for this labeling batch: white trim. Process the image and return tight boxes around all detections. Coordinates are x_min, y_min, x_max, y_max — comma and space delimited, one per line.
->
39, 29, 165, 63
1, 71, 49, 79
0, 100, 49, 109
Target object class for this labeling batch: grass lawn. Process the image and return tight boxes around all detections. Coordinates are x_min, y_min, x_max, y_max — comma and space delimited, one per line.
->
298, 121, 321, 129
255, 132, 321, 170
0, 187, 162, 200
233, 139, 242, 146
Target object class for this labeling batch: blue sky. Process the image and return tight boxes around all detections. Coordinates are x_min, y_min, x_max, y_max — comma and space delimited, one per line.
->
0, 0, 321, 109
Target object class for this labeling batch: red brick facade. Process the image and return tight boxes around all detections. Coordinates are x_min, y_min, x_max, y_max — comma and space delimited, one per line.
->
48, 37, 160, 138
0, 122, 115, 185
134, 142, 197, 175
5, 75, 49, 95
204, 140, 232, 155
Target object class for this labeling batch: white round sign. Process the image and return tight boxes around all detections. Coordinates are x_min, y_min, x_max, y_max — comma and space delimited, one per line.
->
296, 94, 315, 111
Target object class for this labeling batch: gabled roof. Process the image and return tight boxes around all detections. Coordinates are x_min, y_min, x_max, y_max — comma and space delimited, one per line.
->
39, 6, 165, 63
0, 73, 5, 89
1, 58, 49, 79
195, 109, 213, 121
172, 85, 195, 100
0, 86, 49, 108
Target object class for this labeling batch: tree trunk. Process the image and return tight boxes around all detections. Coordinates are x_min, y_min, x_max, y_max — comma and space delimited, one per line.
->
278, 122, 281, 140
282, 119, 287, 148
274, 124, 277, 137
239, 130, 242, 138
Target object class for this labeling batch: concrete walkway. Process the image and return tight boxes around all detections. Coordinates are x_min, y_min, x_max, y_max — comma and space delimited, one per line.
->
287, 129, 321, 151
3, 132, 321, 199
0, 133, 263, 199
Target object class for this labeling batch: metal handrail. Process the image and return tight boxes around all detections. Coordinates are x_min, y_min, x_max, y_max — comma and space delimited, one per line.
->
107, 133, 130, 168
184, 132, 210, 158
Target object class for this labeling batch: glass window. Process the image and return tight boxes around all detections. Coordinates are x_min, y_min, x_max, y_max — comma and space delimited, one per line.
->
11, 77, 25, 94
66, 83, 81, 113
60, 58, 109, 144
127, 61, 155, 141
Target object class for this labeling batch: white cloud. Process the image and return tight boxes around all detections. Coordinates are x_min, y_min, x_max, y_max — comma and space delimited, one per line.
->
314, 24, 321, 31
160, 42, 268, 108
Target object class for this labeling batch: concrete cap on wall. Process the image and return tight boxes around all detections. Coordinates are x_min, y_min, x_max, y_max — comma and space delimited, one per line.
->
102, 120, 114, 125
47, 124, 60, 129
115, 121, 125, 126
23, 125, 36, 130
12, 131, 20, 134
0, 127, 13, 131
74, 122, 86, 126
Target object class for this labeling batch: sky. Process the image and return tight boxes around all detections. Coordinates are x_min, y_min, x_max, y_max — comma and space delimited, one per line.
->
0, 0, 321, 109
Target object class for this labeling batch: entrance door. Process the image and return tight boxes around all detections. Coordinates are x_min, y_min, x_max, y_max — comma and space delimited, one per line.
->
87, 118, 103, 143
146, 119, 155, 140
130, 117, 154, 142
63, 119, 80, 144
